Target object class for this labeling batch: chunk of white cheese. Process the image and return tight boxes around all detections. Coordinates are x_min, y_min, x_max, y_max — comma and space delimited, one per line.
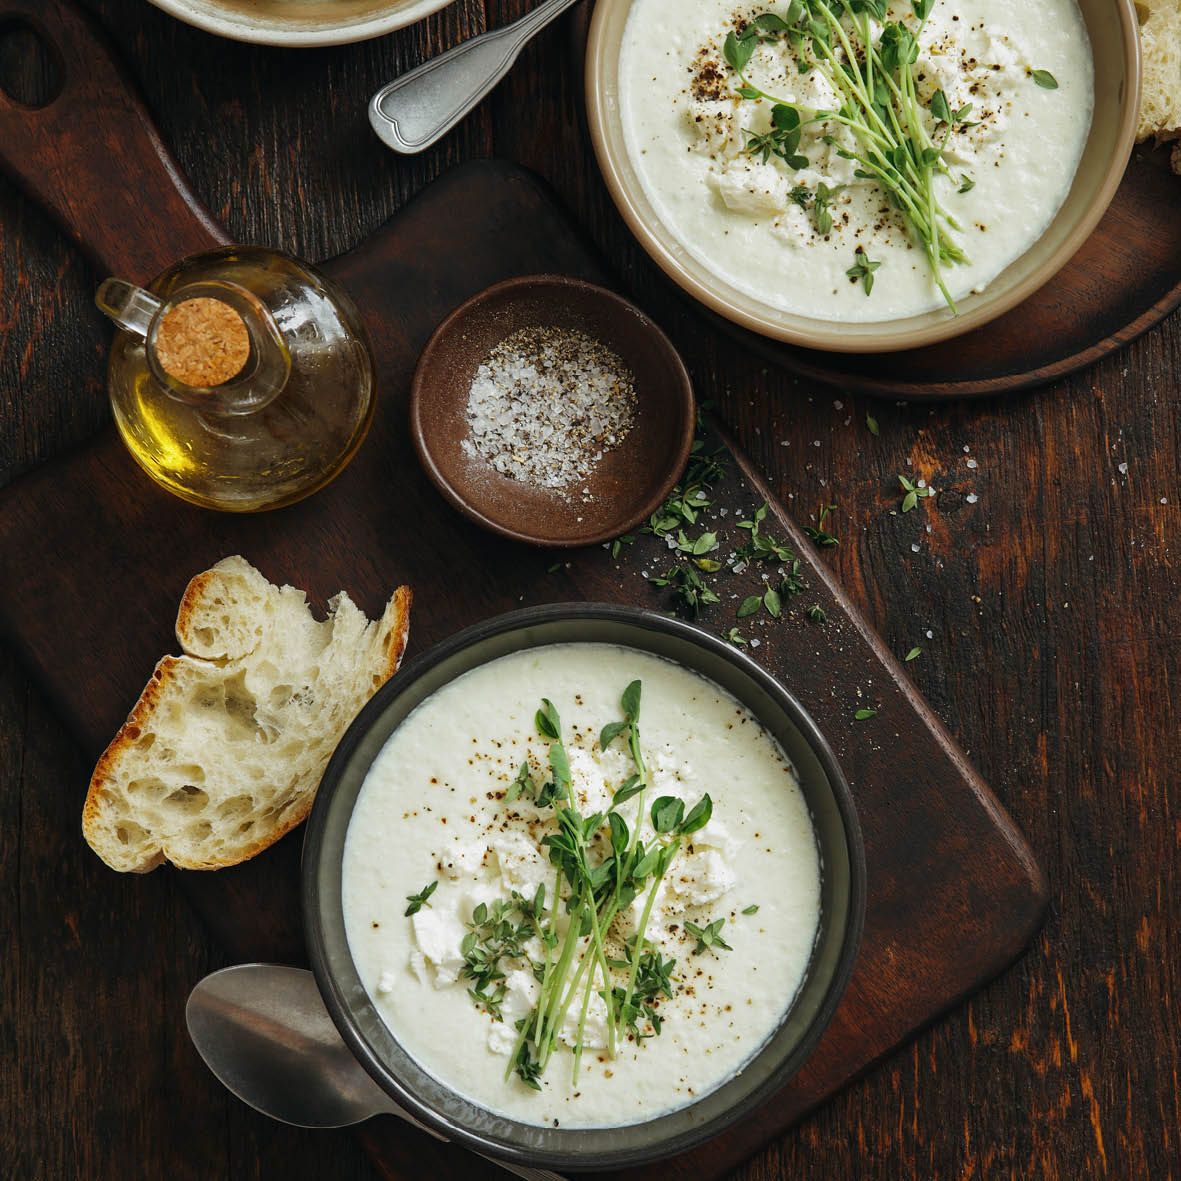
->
491, 830, 549, 893
709, 164, 789, 217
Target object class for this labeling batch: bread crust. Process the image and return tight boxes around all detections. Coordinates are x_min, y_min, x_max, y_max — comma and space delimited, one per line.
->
82, 564, 413, 873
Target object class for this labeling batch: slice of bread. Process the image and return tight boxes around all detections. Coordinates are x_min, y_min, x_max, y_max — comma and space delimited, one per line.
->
82, 556, 412, 872
1136, 0, 1181, 154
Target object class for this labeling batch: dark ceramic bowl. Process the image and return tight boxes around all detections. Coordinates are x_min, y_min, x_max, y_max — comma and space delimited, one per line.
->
409, 275, 695, 547
303, 604, 865, 1171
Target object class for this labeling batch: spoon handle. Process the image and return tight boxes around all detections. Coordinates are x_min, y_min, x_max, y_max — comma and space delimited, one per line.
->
368, 0, 581, 154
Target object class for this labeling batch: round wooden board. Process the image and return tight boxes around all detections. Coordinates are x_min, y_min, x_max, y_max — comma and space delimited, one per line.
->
571, 11, 1181, 398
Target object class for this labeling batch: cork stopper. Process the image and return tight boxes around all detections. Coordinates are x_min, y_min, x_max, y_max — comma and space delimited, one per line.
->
154, 297, 250, 388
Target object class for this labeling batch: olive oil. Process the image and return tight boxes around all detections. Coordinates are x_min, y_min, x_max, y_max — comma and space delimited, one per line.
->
97, 247, 375, 512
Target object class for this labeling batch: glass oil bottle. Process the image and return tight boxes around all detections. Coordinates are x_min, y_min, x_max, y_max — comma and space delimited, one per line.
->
96, 246, 375, 512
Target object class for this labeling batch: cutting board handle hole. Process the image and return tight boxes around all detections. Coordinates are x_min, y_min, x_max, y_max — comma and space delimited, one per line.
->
0, 19, 63, 110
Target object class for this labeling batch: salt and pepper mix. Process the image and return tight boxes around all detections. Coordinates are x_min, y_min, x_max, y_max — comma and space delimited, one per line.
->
462, 326, 637, 500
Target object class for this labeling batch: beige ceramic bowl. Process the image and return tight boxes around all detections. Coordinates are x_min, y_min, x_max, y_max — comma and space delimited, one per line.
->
585, 0, 1141, 353
146, 0, 449, 46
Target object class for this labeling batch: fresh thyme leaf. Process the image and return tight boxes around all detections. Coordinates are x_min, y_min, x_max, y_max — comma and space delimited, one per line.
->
536, 698, 561, 740
846, 247, 882, 296
804, 502, 840, 547
512, 1041, 543, 1091
789, 183, 813, 209
807, 604, 828, 623
649, 565, 721, 618
546, 562, 563, 574
812, 181, 840, 236
866, 413, 880, 436
685, 917, 733, 956
404, 879, 438, 916
1031, 68, 1059, 89
506, 760, 533, 803
905, 646, 922, 662
738, 595, 763, 618
958, 174, 976, 194
763, 586, 782, 618
898, 473, 934, 512
726, 626, 748, 647
736, 502, 796, 565
742, 904, 760, 915
854, 707, 878, 720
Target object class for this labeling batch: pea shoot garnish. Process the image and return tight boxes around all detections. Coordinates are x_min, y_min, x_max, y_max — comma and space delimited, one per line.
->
451, 681, 723, 1092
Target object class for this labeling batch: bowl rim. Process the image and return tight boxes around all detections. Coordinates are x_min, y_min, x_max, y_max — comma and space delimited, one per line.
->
144, 0, 451, 46
409, 273, 696, 548
302, 602, 867, 1170
584, 0, 1142, 353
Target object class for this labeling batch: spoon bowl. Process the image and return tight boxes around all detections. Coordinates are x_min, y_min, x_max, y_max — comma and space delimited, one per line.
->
186, 963, 401, 1129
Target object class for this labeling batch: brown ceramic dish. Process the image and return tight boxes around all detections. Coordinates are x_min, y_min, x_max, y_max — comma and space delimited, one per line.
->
410, 275, 695, 548
585, 0, 1141, 353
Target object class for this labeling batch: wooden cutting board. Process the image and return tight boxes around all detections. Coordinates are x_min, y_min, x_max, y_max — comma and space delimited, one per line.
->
0, 4, 1046, 1180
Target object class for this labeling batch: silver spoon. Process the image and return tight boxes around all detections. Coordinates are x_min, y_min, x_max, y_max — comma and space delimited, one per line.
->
369, 0, 582, 154
186, 963, 561, 1181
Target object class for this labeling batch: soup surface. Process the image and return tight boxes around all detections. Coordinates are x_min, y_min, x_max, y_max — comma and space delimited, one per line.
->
342, 643, 821, 1128
618, 0, 1094, 321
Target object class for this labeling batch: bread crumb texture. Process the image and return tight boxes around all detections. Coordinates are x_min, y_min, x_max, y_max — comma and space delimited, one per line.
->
82, 556, 411, 872
1136, 0, 1181, 147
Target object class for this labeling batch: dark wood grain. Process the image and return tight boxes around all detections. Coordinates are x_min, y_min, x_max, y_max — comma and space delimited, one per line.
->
0, 3, 1177, 1181
0, 156, 1046, 1181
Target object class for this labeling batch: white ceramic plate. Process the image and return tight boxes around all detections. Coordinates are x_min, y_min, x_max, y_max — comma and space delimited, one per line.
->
146, 0, 455, 46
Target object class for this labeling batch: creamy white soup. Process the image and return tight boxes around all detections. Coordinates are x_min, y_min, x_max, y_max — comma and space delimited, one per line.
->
618, 0, 1094, 321
342, 643, 821, 1128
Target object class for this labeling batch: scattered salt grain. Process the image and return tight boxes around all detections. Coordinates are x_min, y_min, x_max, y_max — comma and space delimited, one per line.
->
966, 458, 978, 469
910, 543, 921, 553
463, 326, 636, 495
1118, 462, 1129, 475
966, 493, 979, 504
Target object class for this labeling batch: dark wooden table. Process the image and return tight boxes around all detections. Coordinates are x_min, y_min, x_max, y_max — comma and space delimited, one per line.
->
0, 3, 1177, 1179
